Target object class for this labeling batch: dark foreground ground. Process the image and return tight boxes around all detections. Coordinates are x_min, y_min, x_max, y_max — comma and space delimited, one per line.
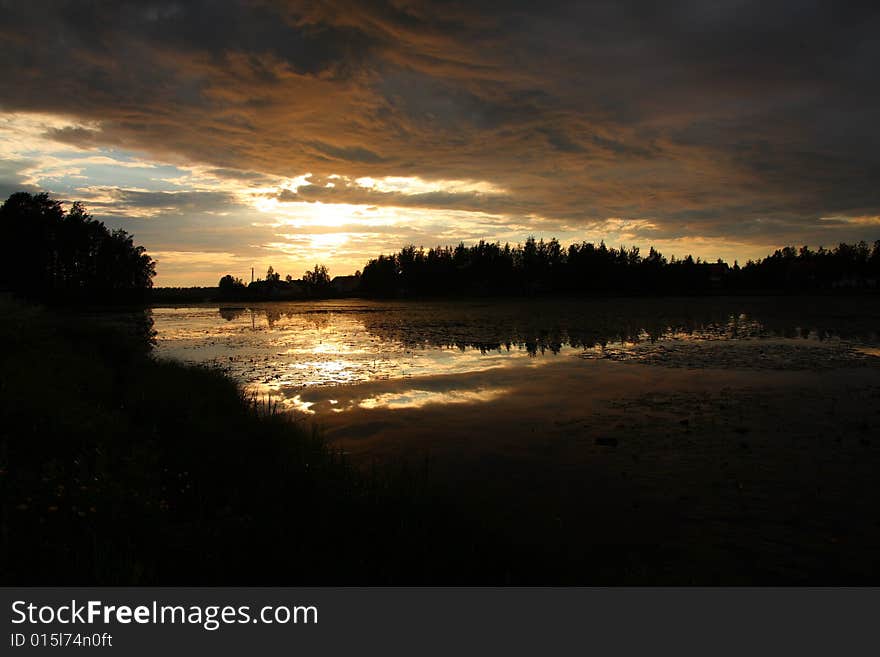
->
2, 296, 879, 584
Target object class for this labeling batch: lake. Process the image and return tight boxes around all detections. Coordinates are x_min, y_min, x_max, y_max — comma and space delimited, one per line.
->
153, 296, 880, 399
151, 295, 880, 581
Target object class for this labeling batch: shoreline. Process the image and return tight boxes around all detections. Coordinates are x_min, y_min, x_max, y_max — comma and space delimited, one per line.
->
5, 297, 880, 584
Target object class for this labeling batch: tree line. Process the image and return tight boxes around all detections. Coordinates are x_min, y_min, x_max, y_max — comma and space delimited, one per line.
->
218, 238, 880, 301
357, 238, 880, 297
3, 191, 878, 301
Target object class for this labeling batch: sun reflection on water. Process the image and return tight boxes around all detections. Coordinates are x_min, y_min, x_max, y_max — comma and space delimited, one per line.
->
358, 387, 508, 410
151, 300, 880, 412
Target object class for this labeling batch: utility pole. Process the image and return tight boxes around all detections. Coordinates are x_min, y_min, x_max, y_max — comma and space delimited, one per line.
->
251, 267, 254, 283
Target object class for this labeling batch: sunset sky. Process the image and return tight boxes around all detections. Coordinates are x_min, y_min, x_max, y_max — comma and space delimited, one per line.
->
1, 1, 879, 285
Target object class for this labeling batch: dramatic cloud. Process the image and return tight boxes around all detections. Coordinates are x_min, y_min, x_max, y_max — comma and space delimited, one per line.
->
1, 1, 878, 283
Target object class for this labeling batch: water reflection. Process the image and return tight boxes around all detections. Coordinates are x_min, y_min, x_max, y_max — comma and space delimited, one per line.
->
358, 387, 508, 410
152, 297, 880, 412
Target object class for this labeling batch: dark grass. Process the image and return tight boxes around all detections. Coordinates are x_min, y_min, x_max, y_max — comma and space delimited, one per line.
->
0, 297, 525, 584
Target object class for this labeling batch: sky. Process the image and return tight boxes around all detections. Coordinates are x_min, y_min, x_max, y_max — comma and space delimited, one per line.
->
1, 1, 879, 286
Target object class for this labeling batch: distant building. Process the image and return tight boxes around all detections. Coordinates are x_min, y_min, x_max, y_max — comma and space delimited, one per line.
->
331, 274, 361, 296
285, 280, 307, 297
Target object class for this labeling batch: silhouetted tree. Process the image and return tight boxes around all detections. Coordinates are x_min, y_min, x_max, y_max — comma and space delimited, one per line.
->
0, 192, 155, 302
302, 264, 331, 296
218, 274, 246, 299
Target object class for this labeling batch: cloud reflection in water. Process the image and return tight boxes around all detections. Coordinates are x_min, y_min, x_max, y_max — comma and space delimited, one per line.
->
152, 298, 880, 414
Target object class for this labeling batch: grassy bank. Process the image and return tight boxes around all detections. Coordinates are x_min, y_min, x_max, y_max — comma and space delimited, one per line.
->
0, 297, 514, 584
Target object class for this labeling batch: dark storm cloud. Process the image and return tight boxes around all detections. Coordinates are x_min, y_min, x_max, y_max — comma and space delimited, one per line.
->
305, 140, 386, 163
43, 126, 107, 149
1, 0, 879, 245
104, 189, 238, 212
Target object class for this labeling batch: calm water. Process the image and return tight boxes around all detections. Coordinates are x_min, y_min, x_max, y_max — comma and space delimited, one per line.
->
152, 296, 880, 415
148, 296, 880, 581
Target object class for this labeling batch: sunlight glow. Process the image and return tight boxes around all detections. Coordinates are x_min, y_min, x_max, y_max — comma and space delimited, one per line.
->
5, 109, 863, 286
358, 387, 509, 410
249, 197, 399, 228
